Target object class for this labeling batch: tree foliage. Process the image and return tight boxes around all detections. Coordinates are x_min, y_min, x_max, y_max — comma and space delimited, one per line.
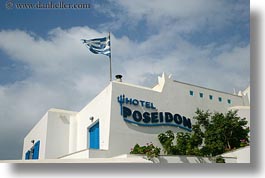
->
158, 109, 249, 156
203, 110, 249, 156
158, 130, 175, 154
130, 143, 161, 160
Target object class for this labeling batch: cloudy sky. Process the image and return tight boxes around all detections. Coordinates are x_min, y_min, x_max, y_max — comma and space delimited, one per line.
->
0, 0, 249, 160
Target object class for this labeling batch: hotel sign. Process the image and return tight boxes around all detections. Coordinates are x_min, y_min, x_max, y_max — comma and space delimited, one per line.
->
117, 94, 192, 132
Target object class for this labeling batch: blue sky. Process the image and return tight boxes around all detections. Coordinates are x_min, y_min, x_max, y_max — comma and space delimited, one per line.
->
0, 0, 249, 159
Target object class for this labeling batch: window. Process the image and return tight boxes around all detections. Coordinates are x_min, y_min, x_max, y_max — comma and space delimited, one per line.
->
218, 97, 222, 102
189, 90, 194, 96
32, 140, 40, 159
25, 151, 30, 160
228, 99, 231, 104
25, 140, 40, 160
209, 95, 213, 100
199, 93, 203, 98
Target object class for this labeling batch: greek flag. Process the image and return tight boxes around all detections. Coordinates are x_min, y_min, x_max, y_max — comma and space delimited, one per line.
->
81, 36, 111, 57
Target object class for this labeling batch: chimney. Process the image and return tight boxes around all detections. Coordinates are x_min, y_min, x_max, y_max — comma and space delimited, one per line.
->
115, 74, 122, 82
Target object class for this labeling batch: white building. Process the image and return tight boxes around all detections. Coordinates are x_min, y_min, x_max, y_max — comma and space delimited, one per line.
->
22, 73, 250, 163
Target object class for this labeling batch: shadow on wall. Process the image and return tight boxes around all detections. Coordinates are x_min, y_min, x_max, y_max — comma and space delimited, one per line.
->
156, 156, 212, 163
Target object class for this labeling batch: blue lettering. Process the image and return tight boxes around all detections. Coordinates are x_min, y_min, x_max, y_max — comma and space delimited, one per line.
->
143, 112, 151, 123
174, 114, 182, 125
183, 116, 192, 129
118, 95, 192, 131
165, 112, 173, 122
159, 112, 163, 122
132, 110, 142, 122
125, 98, 133, 105
146, 102, 150, 108
132, 99, 139, 106
122, 106, 131, 118
139, 100, 145, 107
151, 112, 159, 123
150, 103, 156, 109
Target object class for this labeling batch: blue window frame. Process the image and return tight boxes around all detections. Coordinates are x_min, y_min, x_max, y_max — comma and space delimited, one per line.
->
88, 122, 100, 149
209, 95, 213, 100
218, 97, 222, 102
199, 93, 203, 98
228, 99, 231, 104
25, 140, 40, 160
189, 90, 194, 96
25, 151, 30, 160
32, 140, 40, 159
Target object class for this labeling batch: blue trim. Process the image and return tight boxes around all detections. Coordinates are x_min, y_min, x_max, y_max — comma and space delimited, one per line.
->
123, 118, 192, 132
25, 151, 30, 160
32, 140, 40, 159
89, 122, 100, 149
227, 99, 231, 104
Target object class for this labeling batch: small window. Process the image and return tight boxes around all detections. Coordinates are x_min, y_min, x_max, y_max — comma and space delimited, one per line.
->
25, 140, 40, 160
199, 93, 203, 98
209, 95, 213, 100
228, 99, 231, 104
218, 97, 222, 102
189, 90, 194, 96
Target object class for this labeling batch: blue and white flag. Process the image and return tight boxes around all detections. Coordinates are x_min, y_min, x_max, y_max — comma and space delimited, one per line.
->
81, 36, 111, 57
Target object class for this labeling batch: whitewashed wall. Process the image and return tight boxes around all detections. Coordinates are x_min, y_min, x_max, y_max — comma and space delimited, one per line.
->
23, 74, 250, 161
23, 112, 48, 160
45, 109, 77, 159
75, 83, 112, 152
222, 146, 250, 163
106, 74, 248, 157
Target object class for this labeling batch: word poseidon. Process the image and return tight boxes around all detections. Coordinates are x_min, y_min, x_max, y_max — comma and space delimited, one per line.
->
117, 94, 192, 132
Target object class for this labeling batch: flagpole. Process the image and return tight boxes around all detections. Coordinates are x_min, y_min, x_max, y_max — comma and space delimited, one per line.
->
109, 32, 112, 81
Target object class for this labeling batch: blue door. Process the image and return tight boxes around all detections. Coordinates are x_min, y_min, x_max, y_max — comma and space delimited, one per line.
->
25, 151, 30, 160
89, 122, 99, 149
32, 140, 40, 159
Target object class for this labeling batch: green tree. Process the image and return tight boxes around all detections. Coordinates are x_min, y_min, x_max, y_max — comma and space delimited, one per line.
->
158, 130, 203, 156
193, 109, 211, 129
158, 130, 175, 154
130, 143, 161, 160
157, 109, 249, 157
175, 132, 191, 155
203, 110, 249, 155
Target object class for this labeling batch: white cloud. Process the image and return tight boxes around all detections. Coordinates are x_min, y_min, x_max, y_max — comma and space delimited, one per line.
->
114, 0, 222, 19
0, 28, 114, 159
118, 38, 249, 92
104, 0, 246, 34
216, 45, 250, 72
